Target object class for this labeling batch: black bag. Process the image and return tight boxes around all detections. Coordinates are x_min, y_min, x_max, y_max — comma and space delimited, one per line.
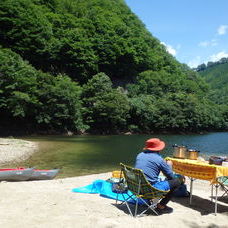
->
209, 156, 225, 165
173, 184, 190, 197
112, 182, 128, 193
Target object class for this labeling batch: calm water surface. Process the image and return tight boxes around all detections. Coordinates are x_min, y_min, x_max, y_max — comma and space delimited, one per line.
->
16, 132, 228, 178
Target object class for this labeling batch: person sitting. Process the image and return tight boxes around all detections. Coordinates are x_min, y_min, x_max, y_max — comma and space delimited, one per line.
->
135, 138, 184, 214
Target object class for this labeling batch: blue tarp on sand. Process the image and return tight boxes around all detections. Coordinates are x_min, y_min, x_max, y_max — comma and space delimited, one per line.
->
72, 179, 189, 202
72, 179, 134, 201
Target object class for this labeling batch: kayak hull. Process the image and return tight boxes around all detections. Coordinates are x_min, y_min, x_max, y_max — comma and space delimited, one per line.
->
0, 168, 59, 181
29, 169, 59, 180
0, 168, 34, 181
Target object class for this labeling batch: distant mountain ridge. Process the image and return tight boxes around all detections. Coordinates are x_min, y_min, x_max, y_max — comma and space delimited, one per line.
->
197, 58, 228, 104
195, 57, 228, 73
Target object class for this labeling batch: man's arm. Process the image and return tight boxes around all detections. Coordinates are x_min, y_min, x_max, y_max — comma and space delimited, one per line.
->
160, 159, 175, 180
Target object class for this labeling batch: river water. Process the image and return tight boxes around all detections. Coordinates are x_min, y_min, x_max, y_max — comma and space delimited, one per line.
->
18, 132, 228, 178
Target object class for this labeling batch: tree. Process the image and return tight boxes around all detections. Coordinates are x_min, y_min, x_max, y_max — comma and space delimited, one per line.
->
0, 47, 39, 119
82, 73, 130, 133
35, 74, 85, 132
0, 47, 85, 133
196, 63, 206, 72
128, 95, 158, 133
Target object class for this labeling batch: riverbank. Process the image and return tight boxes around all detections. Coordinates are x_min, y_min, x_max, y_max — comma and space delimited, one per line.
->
0, 138, 228, 227
0, 172, 228, 228
0, 138, 38, 164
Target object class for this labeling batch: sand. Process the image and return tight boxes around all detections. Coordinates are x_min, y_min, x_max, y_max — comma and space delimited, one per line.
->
0, 138, 38, 164
0, 138, 228, 228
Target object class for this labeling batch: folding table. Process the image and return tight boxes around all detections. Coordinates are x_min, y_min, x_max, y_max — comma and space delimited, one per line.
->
165, 157, 228, 215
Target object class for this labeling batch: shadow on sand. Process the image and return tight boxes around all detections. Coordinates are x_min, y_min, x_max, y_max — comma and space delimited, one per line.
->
173, 194, 228, 215
112, 201, 158, 217
112, 194, 228, 217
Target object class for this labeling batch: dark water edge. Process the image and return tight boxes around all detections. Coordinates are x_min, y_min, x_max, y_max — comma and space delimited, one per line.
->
4, 132, 228, 178
0, 109, 227, 136
1, 125, 227, 137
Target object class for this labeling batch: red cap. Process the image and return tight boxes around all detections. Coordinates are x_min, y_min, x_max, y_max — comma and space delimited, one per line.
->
143, 138, 165, 151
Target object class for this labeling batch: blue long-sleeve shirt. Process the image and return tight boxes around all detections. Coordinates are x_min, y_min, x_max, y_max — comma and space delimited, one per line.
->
135, 151, 175, 186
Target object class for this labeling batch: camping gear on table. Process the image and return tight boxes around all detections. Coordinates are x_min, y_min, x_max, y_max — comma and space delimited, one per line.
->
173, 144, 188, 159
188, 149, 200, 160
173, 144, 200, 160
209, 156, 226, 165
222, 161, 228, 167
0, 168, 59, 181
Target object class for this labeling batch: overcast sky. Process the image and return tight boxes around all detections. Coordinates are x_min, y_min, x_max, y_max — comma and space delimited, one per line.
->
125, 0, 228, 68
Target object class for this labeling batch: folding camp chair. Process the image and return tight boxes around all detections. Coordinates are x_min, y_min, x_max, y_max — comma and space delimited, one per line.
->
213, 176, 228, 215
117, 163, 169, 217
217, 176, 228, 197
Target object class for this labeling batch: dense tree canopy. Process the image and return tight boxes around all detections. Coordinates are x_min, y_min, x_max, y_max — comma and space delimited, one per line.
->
198, 59, 228, 104
0, 0, 191, 84
0, 0, 228, 135
0, 47, 85, 134
82, 73, 130, 133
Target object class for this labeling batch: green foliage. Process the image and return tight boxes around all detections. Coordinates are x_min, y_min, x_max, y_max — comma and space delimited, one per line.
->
196, 58, 228, 131
35, 74, 86, 132
154, 93, 222, 130
127, 69, 207, 98
199, 61, 228, 89
126, 67, 223, 132
128, 95, 158, 133
198, 59, 228, 106
82, 73, 130, 133
0, 47, 85, 133
0, 0, 191, 84
0, 0, 53, 66
127, 91, 224, 132
0, 47, 40, 118
0, 0, 227, 134
82, 72, 112, 98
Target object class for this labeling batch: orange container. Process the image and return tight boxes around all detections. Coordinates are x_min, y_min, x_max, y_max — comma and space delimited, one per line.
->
112, 170, 123, 178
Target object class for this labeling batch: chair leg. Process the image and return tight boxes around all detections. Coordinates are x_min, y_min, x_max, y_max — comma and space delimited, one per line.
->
119, 193, 136, 217
189, 178, 194, 205
220, 186, 228, 197
123, 194, 136, 217
222, 190, 228, 197
116, 192, 119, 204
137, 198, 159, 216
121, 196, 159, 217
115, 191, 131, 205
215, 184, 219, 215
125, 202, 134, 217
211, 184, 214, 202
134, 199, 139, 217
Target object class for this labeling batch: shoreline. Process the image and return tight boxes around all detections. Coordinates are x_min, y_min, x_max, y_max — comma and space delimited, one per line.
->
2, 129, 227, 138
0, 138, 228, 227
0, 173, 228, 227
0, 138, 38, 165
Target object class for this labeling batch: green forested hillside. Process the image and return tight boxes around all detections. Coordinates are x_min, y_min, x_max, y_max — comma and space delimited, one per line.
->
197, 58, 228, 105
0, 0, 182, 84
0, 0, 228, 135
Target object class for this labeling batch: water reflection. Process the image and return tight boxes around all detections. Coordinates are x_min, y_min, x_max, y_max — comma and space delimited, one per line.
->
14, 132, 228, 178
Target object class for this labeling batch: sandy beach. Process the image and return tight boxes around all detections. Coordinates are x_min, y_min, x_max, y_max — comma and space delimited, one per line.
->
0, 138, 228, 228
0, 138, 38, 164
